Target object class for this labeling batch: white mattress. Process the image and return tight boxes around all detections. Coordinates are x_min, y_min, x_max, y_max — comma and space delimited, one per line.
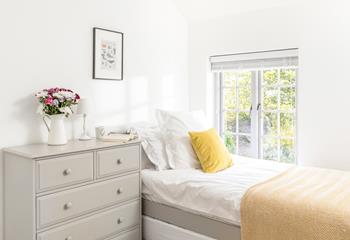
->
142, 155, 292, 226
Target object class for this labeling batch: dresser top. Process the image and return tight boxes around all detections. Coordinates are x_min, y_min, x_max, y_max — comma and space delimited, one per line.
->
3, 139, 141, 159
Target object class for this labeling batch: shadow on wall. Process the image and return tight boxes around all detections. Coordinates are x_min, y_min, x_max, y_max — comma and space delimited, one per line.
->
7, 72, 183, 143
7, 74, 182, 142
11, 94, 45, 144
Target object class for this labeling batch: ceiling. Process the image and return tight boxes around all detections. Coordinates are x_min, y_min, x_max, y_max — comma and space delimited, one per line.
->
171, 0, 300, 22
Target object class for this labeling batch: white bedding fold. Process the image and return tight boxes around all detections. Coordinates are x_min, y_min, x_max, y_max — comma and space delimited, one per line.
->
142, 155, 291, 225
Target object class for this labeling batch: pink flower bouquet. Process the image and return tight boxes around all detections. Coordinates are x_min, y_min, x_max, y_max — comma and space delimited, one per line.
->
35, 87, 80, 116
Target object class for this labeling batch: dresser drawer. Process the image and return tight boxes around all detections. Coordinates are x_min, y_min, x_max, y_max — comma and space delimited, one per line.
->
37, 173, 140, 228
97, 145, 140, 178
37, 200, 140, 240
109, 229, 139, 240
37, 153, 93, 192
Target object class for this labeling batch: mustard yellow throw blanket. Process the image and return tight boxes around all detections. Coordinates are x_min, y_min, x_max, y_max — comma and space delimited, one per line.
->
241, 167, 350, 240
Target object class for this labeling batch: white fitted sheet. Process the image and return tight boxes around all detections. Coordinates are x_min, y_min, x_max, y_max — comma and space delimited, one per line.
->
142, 155, 292, 225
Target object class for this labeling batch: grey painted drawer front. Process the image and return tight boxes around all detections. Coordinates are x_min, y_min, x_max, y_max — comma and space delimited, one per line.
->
97, 145, 140, 178
37, 153, 94, 192
37, 173, 140, 228
37, 200, 140, 240
110, 229, 139, 240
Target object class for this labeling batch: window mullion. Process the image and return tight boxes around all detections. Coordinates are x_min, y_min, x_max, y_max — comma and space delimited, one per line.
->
258, 70, 263, 159
277, 69, 281, 162
218, 72, 224, 136
235, 78, 239, 155
251, 70, 259, 158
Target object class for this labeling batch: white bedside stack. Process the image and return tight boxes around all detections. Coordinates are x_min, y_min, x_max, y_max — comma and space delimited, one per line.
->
3, 139, 142, 240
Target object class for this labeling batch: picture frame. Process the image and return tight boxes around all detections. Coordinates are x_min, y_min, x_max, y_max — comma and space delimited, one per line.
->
93, 27, 124, 80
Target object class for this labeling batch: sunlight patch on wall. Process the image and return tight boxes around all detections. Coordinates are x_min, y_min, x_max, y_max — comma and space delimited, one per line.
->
160, 75, 181, 110
130, 106, 151, 122
129, 76, 150, 106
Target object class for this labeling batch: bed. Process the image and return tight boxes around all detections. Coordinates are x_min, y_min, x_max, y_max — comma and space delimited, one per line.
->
142, 155, 292, 240
136, 110, 350, 240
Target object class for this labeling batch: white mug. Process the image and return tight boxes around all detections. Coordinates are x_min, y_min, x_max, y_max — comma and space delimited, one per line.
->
95, 126, 106, 139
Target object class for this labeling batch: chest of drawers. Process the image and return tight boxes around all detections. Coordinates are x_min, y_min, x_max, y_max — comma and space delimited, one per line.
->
4, 139, 141, 240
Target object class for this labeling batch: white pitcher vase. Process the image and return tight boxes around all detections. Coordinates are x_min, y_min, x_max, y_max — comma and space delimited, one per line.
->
43, 114, 67, 145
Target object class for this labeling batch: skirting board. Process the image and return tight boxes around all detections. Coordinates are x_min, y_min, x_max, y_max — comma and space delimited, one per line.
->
142, 199, 241, 240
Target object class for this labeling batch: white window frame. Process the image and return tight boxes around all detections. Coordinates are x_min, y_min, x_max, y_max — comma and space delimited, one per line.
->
216, 66, 298, 163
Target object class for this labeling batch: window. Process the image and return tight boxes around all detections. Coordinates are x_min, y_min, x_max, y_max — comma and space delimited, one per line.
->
213, 49, 298, 163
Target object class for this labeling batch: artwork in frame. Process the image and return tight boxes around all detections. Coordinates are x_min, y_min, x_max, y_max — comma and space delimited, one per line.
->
93, 27, 123, 80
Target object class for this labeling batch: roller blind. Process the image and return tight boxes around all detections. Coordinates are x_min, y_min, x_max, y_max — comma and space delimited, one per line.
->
210, 48, 298, 72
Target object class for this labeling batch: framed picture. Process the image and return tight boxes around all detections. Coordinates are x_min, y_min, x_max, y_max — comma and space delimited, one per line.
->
93, 27, 123, 80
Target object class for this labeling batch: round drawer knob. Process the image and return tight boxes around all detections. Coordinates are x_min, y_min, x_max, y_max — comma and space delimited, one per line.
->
65, 236, 73, 240
64, 202, 73, 210
117, 188, 123, 194
116, 159, 122, 165
63, 168, 72, 176
117, 217, 124, 224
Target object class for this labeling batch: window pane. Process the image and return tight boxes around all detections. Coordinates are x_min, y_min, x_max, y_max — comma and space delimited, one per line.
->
263, 112, 277, 136
239, 112, 251, 133
280, 69, 296, 85
263, 87, 278, 110
280, 87, 296, 110
239, 135, 253, 157
220, 67, 297, 163
238, 72, 252, 85
280, 138, 295, 163
238, 72, 252, 110
263, 70, 278, 85
280, 113, 295, 137
224, 87, 236, 110
224, 111, 237, 133
223, 72, 237, 87
224, 133, 236, 154
263, 137, 278, 161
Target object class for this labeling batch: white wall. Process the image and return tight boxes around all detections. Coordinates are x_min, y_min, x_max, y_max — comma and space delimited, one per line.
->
0, 0, 189, 238
189, 1, 350, 170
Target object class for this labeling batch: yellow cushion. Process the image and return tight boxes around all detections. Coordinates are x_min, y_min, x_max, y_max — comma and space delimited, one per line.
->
189, 128, 233, 173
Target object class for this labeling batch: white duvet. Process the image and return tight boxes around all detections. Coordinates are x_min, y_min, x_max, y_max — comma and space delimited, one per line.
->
142, 155, 292, 225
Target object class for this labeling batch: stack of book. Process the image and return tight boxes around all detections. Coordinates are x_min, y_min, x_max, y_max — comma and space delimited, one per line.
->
99, 133, 138, 143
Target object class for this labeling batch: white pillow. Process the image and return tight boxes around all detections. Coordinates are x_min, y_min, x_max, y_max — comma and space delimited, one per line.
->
133, 124, 170, 171
140, 147, 155, 170
156, 109, 209, 169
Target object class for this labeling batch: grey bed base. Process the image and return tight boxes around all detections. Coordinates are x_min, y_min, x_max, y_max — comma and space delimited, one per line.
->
142, 199, 241, 240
